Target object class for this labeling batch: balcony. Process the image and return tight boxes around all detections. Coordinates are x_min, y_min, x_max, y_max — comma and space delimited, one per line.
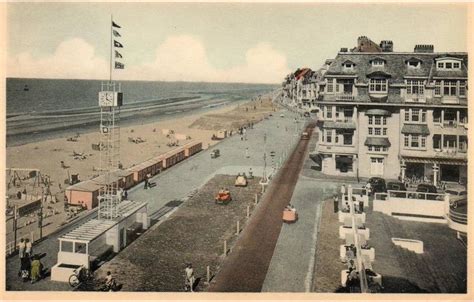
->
405, 94, 426, 103
400, 148, 467, 160
316, 141, 357, 154
441, 96, 460, 104
335, 93, 355, 101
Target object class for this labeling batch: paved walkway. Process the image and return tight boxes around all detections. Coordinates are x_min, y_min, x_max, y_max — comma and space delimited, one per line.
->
5, 108, 305, 291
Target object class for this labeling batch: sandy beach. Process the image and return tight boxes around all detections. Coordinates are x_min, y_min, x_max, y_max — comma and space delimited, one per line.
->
6, 96, 277, 200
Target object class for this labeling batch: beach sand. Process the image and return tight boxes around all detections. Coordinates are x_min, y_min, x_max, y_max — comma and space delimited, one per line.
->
6, 97, 277, 199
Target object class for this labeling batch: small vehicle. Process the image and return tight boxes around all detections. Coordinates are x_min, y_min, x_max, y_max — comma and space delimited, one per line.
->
235, 174, 248, 187
386, 182, 407, 191
215, 190, 232, 204
283, 206, 298, 223
210, 149, 220, 158
280, 113, 285, 118
301, 132, 310, 140
68, 265, 91, 288
416, 183, 437, 193
303, 112, 310, 117
445, 187, 467, 208
368, 177, 386, 193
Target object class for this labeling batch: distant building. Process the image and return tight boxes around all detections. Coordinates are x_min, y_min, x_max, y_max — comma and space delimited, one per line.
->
314, 39, 467, 184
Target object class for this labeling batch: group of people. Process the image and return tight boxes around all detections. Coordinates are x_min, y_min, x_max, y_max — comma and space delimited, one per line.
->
18, 238, 43, 283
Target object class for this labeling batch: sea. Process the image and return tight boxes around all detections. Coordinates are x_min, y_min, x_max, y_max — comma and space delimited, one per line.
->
6, 78, 278, 146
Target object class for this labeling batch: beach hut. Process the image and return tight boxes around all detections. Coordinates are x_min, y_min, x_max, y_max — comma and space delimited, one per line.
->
162, 147, 186, 169
183, 141, 203, 157
65, 180, 102, 210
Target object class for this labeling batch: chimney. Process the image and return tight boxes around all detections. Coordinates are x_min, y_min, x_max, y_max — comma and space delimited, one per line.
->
414, 44, 434, 53
340, 47, 348, 53
380, 40, 393, 52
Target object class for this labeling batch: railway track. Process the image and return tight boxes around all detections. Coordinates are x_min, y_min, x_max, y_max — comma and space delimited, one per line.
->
208, 121, 316, 292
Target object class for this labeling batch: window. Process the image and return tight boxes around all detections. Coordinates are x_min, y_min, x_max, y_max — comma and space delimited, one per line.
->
438, 62, 444, 68
445, 62, 452, 69
444, 80, 457, 96
412, 110, 419, 122
459, 81, 466, 96
383, 128, 387, 135
374, 146, 381, 152
368, 117, 373, 125
326, 130, 332, 143
411, 135, 419, 147
404, 111, 410, 121
368, 146, 372, 151
406, 80, 424, 95
375, 128, 381, 135
408, 61, 420, 68
421, 110, 426, 122
404, 134, 427, 149
453, 62, 460, 69
327, 80, 333, 93
404, 135, 409, 147
382, 117, 387, 125
326, 106, 332, 119
374, 116, 381, 125
372, 60, 384, 67
368, 128, 373, 135
434, 81, 441, 96
421, 137, 426, 148
369, 78, 388, 93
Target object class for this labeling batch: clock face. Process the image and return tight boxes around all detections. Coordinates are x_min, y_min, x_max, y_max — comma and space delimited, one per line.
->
99, 91, 114, 106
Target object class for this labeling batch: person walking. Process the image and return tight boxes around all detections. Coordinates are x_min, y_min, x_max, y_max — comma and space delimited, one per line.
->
184, 263, 195, 292
25, 238, 32, 259
30, 255, 42, 283
245, 147, 250, 158
340, 184, 346, 199
144, 175, 149, 190
333, 195, 339, 213
18, 238, 26, 276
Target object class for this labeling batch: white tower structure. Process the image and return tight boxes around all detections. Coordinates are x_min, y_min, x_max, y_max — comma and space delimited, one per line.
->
97, 85, 123, 220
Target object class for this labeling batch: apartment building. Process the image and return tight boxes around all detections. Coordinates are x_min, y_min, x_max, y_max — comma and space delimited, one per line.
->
314, 41, 467, 185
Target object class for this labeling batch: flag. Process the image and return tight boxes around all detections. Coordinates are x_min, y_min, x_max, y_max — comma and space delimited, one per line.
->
113, 30, 121, 37
115, 61, 125, 69
115, 50, 123, 59
112, 21, 121, 28
114, 40, 123, 48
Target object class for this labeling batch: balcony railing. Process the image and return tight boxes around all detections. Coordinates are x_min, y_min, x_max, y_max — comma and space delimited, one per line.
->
441, 96, 460, 104
335, 93, 355, 101
335, 116, 354, 123
433, 148, 468, 157
405, 94, 426, 103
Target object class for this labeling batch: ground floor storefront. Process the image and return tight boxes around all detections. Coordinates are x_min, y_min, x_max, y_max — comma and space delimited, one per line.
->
317, 153, 357, 177
401, 158, 467, 186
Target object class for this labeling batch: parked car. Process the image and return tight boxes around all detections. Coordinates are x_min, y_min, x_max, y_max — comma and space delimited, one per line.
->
280, 113, 285, 118
368, 177, 386, 193
416, 183, 437, 193
386, 181, 407, 191
445, 187, 468, 209
210, 149, 220, 158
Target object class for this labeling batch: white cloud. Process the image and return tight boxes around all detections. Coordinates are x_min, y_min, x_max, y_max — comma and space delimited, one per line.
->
8, 35, 290, 83
7, 38, 109, 80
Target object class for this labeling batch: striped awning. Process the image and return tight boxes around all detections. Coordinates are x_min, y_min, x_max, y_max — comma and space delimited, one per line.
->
321, 121, 356, 130
403, 157, 467, 166
401, 124, 430, 135
365, 137, 391, 147
365, 109, 391, 116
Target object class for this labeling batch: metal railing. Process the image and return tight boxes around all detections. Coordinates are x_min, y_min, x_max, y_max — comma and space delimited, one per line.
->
335, 93, 355, 101
448, 209, 468, 225
374, 190, 445, 201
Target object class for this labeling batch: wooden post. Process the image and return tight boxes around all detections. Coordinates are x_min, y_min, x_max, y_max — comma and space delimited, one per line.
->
255, 194, 258, 204
223, 240, 227, 255
206, 266, 210, 284
236, 220, 240, 235
31, 231, 34, 243
246, 205, 250, 218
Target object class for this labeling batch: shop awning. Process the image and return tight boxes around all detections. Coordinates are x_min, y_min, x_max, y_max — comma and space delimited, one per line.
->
401, 124, 430, 135
364, 137, 391, 147
365, 109, 391, 116
402, 157, 467, 165
321, 121, 356, 130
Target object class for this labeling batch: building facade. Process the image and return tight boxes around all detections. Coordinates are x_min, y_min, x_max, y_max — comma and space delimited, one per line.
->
314, 41, 467, 185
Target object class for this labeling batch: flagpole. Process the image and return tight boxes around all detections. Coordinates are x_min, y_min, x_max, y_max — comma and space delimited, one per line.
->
109, 14, 113, 84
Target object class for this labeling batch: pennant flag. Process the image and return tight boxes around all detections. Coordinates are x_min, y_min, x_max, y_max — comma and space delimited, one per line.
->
112, 21, 121, 28
115, 61, 125, 69
115, 50, 123, 59
113, 30, 121, 37
114, 40, 123, 48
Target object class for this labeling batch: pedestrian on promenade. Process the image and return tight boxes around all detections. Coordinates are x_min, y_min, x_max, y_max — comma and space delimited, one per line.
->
20, 255, 31, 281
123, 189, 128, 200
333, 195, 339, 213
25, 238, 32, 259
359, 200, 364, 213
144, 175, 149, 190
18, 238, 26, 276
30, 255, 43, 283
245, 147, 250, 158
340, 184, 346, 199
184, 263, 195, 292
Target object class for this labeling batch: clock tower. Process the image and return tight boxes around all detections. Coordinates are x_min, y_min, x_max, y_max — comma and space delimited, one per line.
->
97, 82, 123, 220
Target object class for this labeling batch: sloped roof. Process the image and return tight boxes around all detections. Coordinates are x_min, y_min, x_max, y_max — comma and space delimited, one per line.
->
325, 52, 468, 84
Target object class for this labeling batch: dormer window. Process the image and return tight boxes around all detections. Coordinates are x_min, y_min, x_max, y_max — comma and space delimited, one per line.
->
342, 60, 355, 70
370, 57, 386, 67
436, 57, 462, 70
405, 57, 422, 69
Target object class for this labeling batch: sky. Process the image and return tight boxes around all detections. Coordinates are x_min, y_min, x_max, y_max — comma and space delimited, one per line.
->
5, 2, 468, 84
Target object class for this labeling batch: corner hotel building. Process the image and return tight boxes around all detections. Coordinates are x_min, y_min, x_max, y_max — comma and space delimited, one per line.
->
314, 44, 468, 185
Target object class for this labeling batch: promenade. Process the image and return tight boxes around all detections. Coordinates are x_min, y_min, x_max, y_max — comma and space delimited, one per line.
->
5, 107, 304, 291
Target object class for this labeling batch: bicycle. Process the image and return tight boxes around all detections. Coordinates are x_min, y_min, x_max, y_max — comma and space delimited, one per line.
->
68, 265, 92, 288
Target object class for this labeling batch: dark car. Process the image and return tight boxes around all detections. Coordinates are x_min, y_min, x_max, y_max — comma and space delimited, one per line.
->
368, 177, 386, 193
416, 183, 438, 200
386, 182, 407, 191
416, 183, 437, 193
